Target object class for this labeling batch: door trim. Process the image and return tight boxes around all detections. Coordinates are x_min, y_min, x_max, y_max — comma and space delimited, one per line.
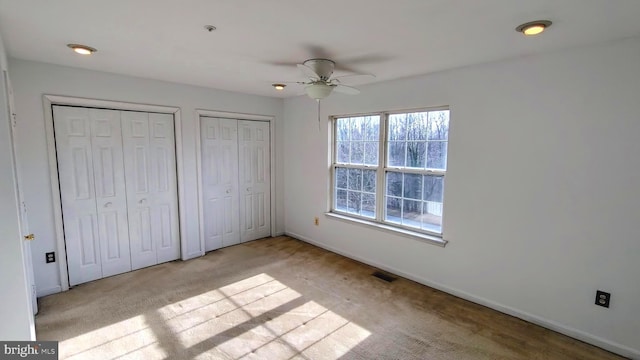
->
194, 109, 276, 257
43, 95, 187, 292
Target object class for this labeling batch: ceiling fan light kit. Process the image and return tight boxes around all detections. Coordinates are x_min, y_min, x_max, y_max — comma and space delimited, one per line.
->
305, 83, 334, 100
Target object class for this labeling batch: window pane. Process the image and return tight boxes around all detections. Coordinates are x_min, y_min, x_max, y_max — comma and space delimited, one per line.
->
406, 141, 426, 168
423, 174, 444, 234
350, 117, 364, 141
336, 118, 350, 141
347, 168, 362, 191
386, 172, 402, 196
385, 197, 401, 223
423, 176, 444, 202
388, 142, 406, 167
426, 141, 447, 170
403, 174, 422, 199
362, 193, 376, 218
335, 116, 382, 167
364, 116, 380, 141
337, 142, 350, 163
335, 167, 347, 189
388, 114, 406, 141
363, 169, 376, 193
402, 200, 422, 228
336, 189, 347, 211
428, 111, 449, 140
347, 191, 361, 213
350, 142, 364, 164
422, 202, 442, 233
406, 112, 428, 141
364, 141, 379, 165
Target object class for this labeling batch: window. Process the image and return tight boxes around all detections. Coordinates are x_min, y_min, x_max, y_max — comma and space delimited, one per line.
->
331, 108, 450, 238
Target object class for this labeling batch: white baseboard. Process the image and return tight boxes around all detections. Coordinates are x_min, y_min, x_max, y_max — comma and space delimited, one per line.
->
285, 231, 639, 359
37, 285, 62, 298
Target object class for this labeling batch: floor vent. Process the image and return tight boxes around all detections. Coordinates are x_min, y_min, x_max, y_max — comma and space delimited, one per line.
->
372, 271, 397, 283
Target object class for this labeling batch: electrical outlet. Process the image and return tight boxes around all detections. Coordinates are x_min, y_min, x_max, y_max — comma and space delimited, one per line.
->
314, 217, 319, 226
46, 252, 56, 263
595, 290, 610, 308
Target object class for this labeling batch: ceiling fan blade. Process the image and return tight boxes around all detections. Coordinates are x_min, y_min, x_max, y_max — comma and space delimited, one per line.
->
331, 73, 376, 83
339, 54, 392, 66
333, 84, 360, 95
265, 60, 299, 67
297, 63, 320, 80
332, 62, 365, 75
276, 81, 308, 84
303, 44, 334, 60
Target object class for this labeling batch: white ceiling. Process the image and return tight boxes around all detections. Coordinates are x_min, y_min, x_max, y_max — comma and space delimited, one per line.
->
1, 0, 640, 98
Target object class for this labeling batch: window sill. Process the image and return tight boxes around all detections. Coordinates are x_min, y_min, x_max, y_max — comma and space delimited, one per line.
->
324, 212, 448, 248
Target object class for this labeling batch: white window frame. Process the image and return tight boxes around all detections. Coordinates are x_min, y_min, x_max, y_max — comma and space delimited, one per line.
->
329, 107, 449, 247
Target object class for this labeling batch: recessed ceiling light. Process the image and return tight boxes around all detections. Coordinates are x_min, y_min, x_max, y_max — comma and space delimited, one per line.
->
67, 44, 97, 55
272, 84, 286, 91
516, 20, 552, 36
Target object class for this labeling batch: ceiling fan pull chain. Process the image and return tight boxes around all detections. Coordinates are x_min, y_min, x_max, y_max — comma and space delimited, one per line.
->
317, 99, 321, 132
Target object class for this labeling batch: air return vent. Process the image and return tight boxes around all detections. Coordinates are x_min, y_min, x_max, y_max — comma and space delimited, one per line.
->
372, 271, 397, 283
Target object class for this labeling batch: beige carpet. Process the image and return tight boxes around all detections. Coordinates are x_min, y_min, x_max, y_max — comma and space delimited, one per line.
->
36, 236, 625, 360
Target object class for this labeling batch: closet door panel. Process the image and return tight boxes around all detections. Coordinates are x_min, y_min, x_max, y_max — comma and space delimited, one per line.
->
201, 117, 239, 251
238, 120, 271, 242
149, 113, 180, 263
89, 109, 132, 278
52, 106, 102, 285
122, 111, 157, 270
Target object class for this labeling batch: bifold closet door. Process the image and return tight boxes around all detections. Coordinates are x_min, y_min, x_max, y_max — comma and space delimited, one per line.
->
122, 111, 180, 270
53, 106, 132, 286
238, 120, 271, 242
201, 117, 240, 251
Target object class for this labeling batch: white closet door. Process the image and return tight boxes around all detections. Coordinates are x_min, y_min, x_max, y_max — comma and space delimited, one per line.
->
89, 109, 132, 278
149, 113, 180, 263
238, 120, 271, 242
122, 111, 155, 270
122, 111, 179, 270
54, 106, 131, 286
201, 117, 240, 251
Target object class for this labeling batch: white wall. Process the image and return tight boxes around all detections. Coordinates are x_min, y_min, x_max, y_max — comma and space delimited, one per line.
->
283, 37, 640, 358
9, 59, 285, 297
0, 33, 35, 340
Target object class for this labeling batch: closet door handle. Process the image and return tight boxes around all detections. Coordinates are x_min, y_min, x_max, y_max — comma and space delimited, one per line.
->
104, 202, 113, 208
246, 187, 252, 192
226, 189, 231, 194
138, 198, 147, 205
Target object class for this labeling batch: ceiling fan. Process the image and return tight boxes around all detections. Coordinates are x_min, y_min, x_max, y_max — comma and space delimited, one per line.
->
290, 58, 374, 100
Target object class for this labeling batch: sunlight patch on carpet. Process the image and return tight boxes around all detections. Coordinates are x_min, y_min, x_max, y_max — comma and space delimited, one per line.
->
60, 315, 166, 360
165, 273, 371, 359
58, 273, 370, 359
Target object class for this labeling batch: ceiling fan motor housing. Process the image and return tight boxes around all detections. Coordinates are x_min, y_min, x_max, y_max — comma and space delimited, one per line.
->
303, 59, 335, 80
